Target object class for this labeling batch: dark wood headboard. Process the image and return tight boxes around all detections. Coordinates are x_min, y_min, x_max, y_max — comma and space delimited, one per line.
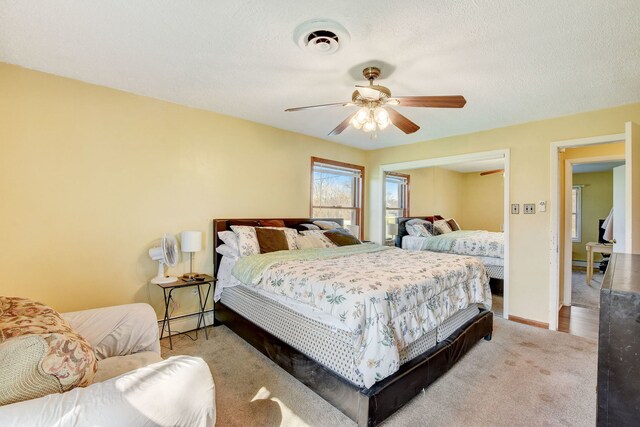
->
212, 218, 344, 277
395, 216, 444, 248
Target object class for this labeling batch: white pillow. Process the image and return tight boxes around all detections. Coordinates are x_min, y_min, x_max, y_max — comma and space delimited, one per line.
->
258, 227, 299, 250
413, 223, 433, 237
230, 225, 260, 256
405, 224, 420, 236
433, 219, 453, 235
218, 230, 239, 252
301, 230, 336, 248
215, 244, 239, 259
299, 223, 321, 230
313, 220, 342, 230
295, 235, 327, 249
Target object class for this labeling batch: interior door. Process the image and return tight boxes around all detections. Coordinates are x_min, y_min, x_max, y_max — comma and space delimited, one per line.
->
613, 165, 626, 252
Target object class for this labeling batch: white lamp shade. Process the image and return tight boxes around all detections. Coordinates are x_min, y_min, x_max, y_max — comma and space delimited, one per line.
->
181, 231, 202, 253
387, 223, 399, 235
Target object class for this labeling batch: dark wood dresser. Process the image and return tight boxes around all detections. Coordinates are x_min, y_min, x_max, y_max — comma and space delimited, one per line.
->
597, 253, 640, 426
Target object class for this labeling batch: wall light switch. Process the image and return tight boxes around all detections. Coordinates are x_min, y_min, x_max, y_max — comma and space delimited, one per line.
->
524, 203, 535, 214
538, 200, 547, 212
511, 204, 520, 214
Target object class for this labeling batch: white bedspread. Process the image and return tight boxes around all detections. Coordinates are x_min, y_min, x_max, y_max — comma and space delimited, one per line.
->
231, 245, 491, 388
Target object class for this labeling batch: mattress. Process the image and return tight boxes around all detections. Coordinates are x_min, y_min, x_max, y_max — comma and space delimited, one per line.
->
220, 282, 480, 388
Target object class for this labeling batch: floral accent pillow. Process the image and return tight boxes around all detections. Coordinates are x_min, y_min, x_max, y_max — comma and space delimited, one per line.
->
0, 297, 97, 405
412, 223, 433, 237
230, 225, 260, 256
300, 230, 337, 248
433, 219, 453, 235
406, 219, 434, 236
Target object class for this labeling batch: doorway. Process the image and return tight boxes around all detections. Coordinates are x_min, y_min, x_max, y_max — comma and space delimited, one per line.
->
549, 121, 639, 332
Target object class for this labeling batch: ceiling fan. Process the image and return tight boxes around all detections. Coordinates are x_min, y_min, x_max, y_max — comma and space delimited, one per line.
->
285, 66, 466, 135
480, 169, 505, 176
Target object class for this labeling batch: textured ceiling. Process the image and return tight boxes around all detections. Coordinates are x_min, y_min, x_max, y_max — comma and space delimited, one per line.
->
1, 1, 639, 150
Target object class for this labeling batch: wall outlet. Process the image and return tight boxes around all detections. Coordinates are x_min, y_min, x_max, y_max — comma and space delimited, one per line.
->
511, 204, 520, 214
524, 203, 535, 214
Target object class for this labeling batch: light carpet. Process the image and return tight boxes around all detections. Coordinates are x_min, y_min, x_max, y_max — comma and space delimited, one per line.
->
162, 318, 597, 427
571, 269, 602, 309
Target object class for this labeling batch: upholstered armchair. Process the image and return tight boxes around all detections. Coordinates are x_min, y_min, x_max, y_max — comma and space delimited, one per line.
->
0, 300, 215, 426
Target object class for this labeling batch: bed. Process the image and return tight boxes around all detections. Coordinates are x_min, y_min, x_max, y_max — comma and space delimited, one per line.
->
395, 217, 504, 288
213, 218, 493, 426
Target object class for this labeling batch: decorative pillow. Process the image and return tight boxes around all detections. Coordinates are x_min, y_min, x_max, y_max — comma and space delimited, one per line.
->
447, 218, 461, 231
230, 225, 260, 256
259, 219, 286, 228
324, 228, 361, 246
412, 223, 433, 237
300, 230, 336, 248
295, 235, 327, 249
215, 244, 239, 259
0, 297, 97, 406
313, 220, 342, 230
258, 227, 299, 250
218, 230, 239, 253
433, 219, 453, 235
255, 228, 289, 253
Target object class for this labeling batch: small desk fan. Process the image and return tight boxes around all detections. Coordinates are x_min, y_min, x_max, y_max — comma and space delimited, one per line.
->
148, 234, 179, 284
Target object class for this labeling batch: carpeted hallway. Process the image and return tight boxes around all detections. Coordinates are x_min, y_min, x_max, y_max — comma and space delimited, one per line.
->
163, 317, 597, 427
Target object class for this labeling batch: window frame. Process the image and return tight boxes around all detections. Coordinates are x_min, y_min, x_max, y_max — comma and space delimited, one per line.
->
310, 157, 365, 239
571, 185, 582, 243
385, 171, 411, 218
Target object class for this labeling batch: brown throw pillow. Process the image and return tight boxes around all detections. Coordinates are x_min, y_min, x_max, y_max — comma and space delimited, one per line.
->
447, 218, 460, 231
324, 228, 361, 246
259, 219, 286, 227
256, 228, 289, 253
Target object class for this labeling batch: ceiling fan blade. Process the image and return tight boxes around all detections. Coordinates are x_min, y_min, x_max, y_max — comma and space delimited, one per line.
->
395, 95, 467, 108
386, 107, 420, 134
480, 169, 505, 176
329, 112, 356, 136
285, 102, 352, 112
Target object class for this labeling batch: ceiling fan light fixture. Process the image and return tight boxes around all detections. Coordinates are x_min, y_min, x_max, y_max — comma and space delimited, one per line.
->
374, 107, 389, 127
363, 118, 377, 133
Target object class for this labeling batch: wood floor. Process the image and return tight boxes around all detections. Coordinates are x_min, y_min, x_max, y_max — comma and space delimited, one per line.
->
558, 305, 599, 340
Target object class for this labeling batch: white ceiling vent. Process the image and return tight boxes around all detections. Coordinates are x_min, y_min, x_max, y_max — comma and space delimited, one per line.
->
293, 19, 350, 55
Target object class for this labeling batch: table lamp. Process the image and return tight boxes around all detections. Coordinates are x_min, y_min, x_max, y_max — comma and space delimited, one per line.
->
181, 231, 202, 280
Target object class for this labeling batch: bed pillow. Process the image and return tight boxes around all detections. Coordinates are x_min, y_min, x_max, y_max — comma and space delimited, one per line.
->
215, 244, 239, 259
324, 228, 362, 246
0, 297, 98, 406
301, 230, 337, 248
258, 227, 299, 250
313, 220, 342, 230
218, 230, 239, 253
412, 223, 433, 237
230, 225, 260, 256
433, 219, 453, 235
295, 234, 327, 249
447, 218, 461, 231
406, 219, 434, 236
256, 228, 289, 253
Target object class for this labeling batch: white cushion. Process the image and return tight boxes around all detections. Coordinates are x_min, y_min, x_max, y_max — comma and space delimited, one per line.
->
230, 226, 260, 256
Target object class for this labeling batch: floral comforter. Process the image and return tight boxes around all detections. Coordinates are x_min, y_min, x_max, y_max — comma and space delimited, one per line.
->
232, 244, 491, 388
410, 230, 504, 259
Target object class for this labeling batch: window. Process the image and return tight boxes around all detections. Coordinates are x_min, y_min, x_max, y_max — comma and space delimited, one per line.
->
385, 173, 410, 240
571, 186, 582, 242
311, 157, 364, 238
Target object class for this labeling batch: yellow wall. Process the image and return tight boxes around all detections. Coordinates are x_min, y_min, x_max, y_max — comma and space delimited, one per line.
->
0, 63, 366, 316
461, 172, 504, 231
399, 167, 503, 231
367, 105, 640, 324
571, 171, 613, 261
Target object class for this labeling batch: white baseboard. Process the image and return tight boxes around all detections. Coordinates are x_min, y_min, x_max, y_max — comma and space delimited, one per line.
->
157, 311, 214, 337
